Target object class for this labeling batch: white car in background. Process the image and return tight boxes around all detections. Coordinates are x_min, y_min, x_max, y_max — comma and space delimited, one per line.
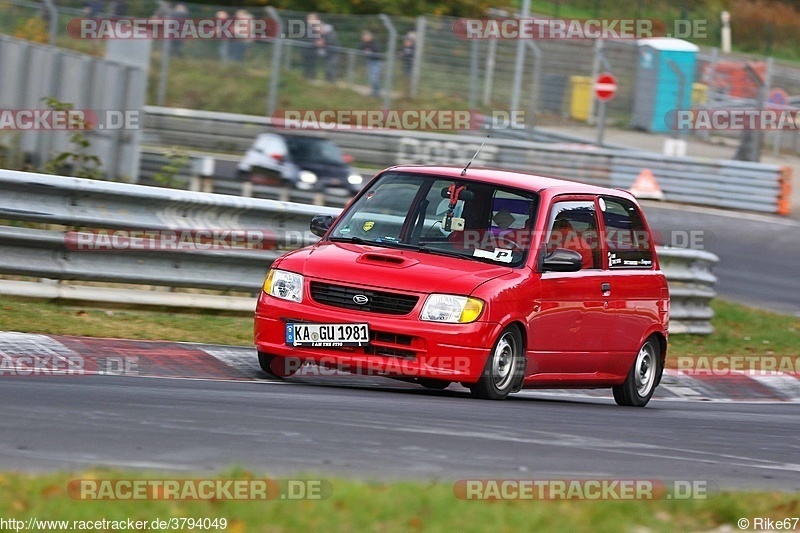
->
238, 133, 364, 195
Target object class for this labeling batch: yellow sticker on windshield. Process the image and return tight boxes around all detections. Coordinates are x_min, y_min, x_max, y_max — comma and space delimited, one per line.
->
363, 221, 374, 231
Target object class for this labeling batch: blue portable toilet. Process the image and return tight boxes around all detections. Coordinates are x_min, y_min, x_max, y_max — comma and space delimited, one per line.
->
631, 38, 698, 133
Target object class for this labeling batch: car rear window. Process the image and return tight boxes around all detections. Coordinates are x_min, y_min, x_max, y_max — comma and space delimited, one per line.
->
600, 197, 654, 269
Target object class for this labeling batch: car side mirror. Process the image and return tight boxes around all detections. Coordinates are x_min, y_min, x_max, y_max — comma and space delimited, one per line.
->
541, 248, 583, 272
310, 214, 335, 237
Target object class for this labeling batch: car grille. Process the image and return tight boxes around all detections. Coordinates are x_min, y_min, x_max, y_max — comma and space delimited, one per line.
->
364, 331, 417, 358
310, 282, 418, 315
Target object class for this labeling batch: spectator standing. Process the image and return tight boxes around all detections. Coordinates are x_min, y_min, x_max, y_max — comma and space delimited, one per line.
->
229, 9, 253, 61
109, 0, 128, 18
216, 10, 230, 62
171, 2, 189, 57
301, 13, 322, 79
359, 30, 382, 97
84, 0, 105, 17
399, 31, 416, 97
321, 23, 340, 83
152, 1, 172, 19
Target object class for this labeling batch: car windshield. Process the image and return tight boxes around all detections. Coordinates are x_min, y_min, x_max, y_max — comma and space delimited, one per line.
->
328, 172, 538, 267
285, 136, 345, 165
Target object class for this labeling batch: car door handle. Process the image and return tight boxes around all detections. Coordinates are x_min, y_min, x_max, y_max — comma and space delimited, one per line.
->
601, 282, 611, 293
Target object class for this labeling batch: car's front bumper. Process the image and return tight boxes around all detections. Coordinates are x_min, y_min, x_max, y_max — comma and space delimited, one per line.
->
254, 291, 499, 383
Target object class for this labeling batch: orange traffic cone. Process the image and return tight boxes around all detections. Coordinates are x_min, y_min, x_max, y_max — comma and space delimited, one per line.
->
629, 169, 665, 200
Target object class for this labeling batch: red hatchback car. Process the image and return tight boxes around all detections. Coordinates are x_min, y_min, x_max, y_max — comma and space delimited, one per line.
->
254, 166, 669, 406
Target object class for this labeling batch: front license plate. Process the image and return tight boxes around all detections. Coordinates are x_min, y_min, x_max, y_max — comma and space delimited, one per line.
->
286, 323, 370, 347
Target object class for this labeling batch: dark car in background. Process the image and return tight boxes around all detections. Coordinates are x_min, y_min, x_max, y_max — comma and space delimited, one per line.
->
238, 133, 364, 195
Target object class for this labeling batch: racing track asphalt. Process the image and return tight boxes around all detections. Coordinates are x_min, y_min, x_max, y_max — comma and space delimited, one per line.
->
1, 374, 799, 491
643, 203, 800, 316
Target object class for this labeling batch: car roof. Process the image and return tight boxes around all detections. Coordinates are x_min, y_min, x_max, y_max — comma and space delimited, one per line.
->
383, 165, 637, 201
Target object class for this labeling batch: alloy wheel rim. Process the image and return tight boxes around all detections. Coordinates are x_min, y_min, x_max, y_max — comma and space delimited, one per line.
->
635, 344, 655, 396
492, 333, 516, 390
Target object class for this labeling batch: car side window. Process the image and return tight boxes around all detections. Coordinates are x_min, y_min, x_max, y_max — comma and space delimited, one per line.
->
601, 197, 654, 269
545, 200, 600, 270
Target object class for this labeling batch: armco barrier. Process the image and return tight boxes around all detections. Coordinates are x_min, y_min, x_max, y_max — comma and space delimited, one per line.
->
0, 170, 717, 333
137, 148, 354, 208
142, 106, 792, 215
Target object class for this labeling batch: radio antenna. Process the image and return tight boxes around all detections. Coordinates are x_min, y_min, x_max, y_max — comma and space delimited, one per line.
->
461, 133, 490, 176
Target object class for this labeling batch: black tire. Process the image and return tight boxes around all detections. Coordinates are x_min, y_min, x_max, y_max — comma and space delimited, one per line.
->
418, 379, 451, 390
470, 326, 525, 400
612, 338, 661, 407
258, 352, 301, 379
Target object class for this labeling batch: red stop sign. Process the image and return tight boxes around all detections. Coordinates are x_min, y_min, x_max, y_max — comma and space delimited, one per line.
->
594, 73, 617, 102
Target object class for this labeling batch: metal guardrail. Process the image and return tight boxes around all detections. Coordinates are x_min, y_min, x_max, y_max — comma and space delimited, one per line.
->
0, 170, 718, 333
656, 247, 719, 335
142, 106, 792, 215
137, 148, 355, 208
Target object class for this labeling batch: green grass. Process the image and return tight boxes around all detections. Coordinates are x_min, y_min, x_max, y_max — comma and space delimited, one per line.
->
1, 469, 798, 532
150, 53, 485, 117
0, 295, 254, 346
668, 299, 800, 367
0, 295, 797, 362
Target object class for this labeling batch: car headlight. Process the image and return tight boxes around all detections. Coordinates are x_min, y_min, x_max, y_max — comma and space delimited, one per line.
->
262, 269, 304, 303
420, 294, 484, 323
347, 173, 363, 185
299, 170, 317, 184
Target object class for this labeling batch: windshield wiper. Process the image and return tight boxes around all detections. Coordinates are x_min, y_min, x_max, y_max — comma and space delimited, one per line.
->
375, 240, 463, 259
328, 237, 472, 259
329, 236, 367, 244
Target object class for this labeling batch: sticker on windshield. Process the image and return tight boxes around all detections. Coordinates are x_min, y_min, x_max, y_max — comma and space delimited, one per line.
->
473, 248, 514, 263
363, 221, 374, 231
340, 225, 351, 234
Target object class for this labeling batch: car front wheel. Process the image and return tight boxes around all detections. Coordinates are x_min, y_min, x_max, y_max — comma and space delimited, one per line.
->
470, 327, 525, 400
612, 338, 661, 407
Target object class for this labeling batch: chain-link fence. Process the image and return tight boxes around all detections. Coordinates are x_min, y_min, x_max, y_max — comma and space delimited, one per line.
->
3, 0, 800, 156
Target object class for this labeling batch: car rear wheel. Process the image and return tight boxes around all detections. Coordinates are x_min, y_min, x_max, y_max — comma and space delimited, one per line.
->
258, 352, 301, 379
612, 338, 661, 407
470, 327, 525, 400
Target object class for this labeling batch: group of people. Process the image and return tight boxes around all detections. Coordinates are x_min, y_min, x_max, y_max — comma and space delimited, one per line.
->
214, 9, 255, 62
301, 13, 340, 83
81, 2, 416, 96
302, 13, 417, 99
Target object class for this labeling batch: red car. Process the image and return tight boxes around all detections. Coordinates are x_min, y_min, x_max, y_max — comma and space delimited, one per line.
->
254, 166, 669, 407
